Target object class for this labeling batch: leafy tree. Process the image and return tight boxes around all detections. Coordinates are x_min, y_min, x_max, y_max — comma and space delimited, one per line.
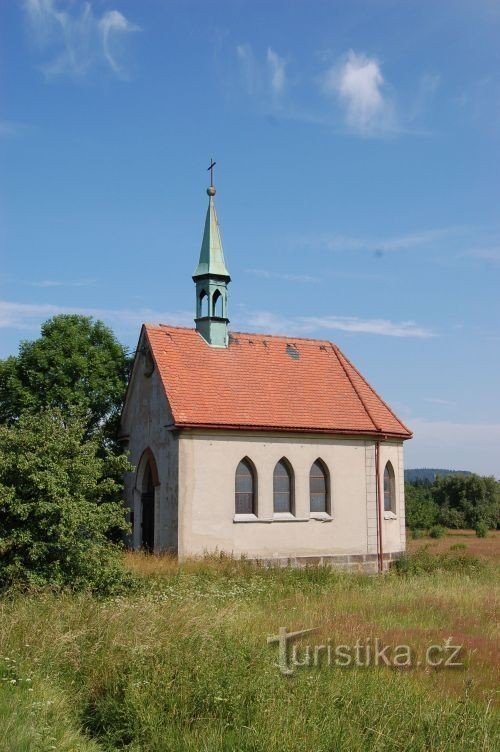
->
0, 410, 133, 593
404, 483, 439, 530
0, 315, 130, 444
432, 474, 499, 530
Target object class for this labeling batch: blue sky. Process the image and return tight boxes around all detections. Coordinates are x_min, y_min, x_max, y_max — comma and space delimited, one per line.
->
1, 0, 499, 476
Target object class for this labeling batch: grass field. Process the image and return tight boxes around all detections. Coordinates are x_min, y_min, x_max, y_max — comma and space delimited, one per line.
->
0, 533, 498, 751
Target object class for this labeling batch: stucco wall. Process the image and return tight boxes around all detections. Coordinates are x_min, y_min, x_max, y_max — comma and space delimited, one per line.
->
121, 337, 178, 552
178, 430, 406, 561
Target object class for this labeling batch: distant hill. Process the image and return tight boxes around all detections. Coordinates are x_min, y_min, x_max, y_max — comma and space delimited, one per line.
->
405, 468, 473, 483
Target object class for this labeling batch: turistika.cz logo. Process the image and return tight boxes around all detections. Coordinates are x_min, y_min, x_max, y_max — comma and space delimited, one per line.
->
267, 627, 464, 676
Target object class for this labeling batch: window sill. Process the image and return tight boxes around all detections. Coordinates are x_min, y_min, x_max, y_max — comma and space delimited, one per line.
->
384, 511, 397, 520
233, 513, 259, 523
233, 514, 322, 524
310, 512, 333, 522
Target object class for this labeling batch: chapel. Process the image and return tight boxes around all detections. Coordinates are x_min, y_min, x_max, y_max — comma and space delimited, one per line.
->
120, 173, 412, 571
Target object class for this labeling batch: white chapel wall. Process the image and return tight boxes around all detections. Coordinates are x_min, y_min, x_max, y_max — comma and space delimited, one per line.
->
177, 430, 406, 561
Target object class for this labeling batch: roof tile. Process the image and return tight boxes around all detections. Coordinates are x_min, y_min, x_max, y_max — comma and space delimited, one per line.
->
143, 324, 412, 439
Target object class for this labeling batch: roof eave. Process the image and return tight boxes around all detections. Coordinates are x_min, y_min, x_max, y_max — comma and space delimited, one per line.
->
171, 421, 412, 440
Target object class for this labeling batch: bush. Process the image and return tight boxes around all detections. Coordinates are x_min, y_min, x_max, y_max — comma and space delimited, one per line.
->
0, 410, 134, 595
411, 528, 427, 540
429, 525, 447, 539
475, 521, 488, 538
395, 547, 485, 576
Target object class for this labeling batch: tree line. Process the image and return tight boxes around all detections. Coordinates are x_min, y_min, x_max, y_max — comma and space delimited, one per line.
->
405, 474, 500, 534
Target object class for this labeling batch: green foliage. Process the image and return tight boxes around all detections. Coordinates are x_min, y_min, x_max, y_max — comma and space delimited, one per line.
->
394, 547, 485, 576
405, 482, 439, 530
0, 410, 133, 594
405, 473, 500, 532
0, 315, 130, 444
429, 524, 447, 539
433, 474, 499, 530
475, 521, 488, 538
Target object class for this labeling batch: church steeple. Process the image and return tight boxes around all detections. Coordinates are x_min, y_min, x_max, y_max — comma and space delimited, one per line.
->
193, 161, 231, 348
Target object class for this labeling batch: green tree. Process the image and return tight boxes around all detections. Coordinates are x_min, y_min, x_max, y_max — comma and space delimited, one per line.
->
0, 315, 130, 444
432, 474, 500, 530
0, 410, 132, 593
404, 482, 439, 530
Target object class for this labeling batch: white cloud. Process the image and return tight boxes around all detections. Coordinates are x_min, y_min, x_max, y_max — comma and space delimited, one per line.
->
424, 397, 457, 407
298, 226, 463, 254
322, 50, 395, 135
0, 300, 191, 333
405, 418, 500, 478
465, 247, 500, 264
236, 43, 286, 102
28, 279, 96, 288
245, 268, 319, 283
234, 309, 434, 339
0, 120, 28, 138
267, 47, 286, 95
298, 316, 434, 338
23, 0, 140, 80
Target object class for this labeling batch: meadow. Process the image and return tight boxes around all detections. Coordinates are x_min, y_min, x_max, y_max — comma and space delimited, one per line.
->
0, 534, 498, 752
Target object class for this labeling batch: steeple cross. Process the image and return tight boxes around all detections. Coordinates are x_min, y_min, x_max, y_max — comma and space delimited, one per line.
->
207, 158, 216, 187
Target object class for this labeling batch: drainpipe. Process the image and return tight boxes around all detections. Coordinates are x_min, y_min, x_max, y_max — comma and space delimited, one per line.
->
375, 440, 384, 574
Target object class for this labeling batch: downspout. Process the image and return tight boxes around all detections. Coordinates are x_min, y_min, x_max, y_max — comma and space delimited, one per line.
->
375, 440, 384, 574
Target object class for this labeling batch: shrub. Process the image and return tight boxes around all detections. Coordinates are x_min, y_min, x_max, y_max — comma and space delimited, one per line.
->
429, 525, 447, 539
475, 521, 488, 538
395, 547, 485, 576
411, 528, 427, 540
0, 410, 134, 595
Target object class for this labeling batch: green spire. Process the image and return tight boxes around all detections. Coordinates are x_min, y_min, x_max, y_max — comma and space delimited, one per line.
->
193, 176, 231, 348
193, 187, 230, 279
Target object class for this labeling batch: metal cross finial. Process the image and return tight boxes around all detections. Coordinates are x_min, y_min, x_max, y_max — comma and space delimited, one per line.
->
207, 158, 216, 187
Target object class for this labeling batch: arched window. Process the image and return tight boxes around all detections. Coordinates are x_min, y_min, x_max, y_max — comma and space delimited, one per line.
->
384, 461, 396, 512
310, 459, 329, 514
235, 458, 256, 515
273, 458, 294, 514
199, 290, 209, 317
212, 289, 223, 317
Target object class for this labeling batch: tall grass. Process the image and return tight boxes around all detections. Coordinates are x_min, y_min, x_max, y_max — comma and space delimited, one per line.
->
0, 553, 498, 751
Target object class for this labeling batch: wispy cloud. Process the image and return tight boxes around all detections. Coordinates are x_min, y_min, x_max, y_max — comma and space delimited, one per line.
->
0, 300, 192, 333
245, 268, 319, 283
464, 247, 500, 264
424, 397, 457, 407
232, 41, 437, 138
23, 0, 140, 80
0, 120, 29, 138
296, 226, 463, 254
28, 278, 96, 288
235, 309, 434, 339
267, 47, 286, 95
322, 50, 396, 136
1, 300, 434, 341
236, 43, 287, 104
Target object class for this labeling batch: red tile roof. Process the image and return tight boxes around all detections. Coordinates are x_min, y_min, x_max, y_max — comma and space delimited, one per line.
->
143, 324, 412, 439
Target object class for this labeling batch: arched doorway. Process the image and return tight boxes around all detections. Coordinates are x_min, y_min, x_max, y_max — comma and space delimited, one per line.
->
136, 449, 159, 553
141, 463, 155, 551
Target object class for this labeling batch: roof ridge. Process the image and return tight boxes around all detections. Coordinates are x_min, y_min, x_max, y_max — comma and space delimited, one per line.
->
146, 323, 333, 345
331, 344, 382, 432
335, 345, 412, 437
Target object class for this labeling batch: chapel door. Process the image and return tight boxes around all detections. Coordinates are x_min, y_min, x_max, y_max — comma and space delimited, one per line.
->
141, 465, 155, 552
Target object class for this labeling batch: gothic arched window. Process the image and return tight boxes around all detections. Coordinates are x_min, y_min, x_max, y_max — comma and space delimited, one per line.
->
310, 459, 329, 514
235, 458, 256, 515
273, 458, 294, 514
384, 461, 396, 512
